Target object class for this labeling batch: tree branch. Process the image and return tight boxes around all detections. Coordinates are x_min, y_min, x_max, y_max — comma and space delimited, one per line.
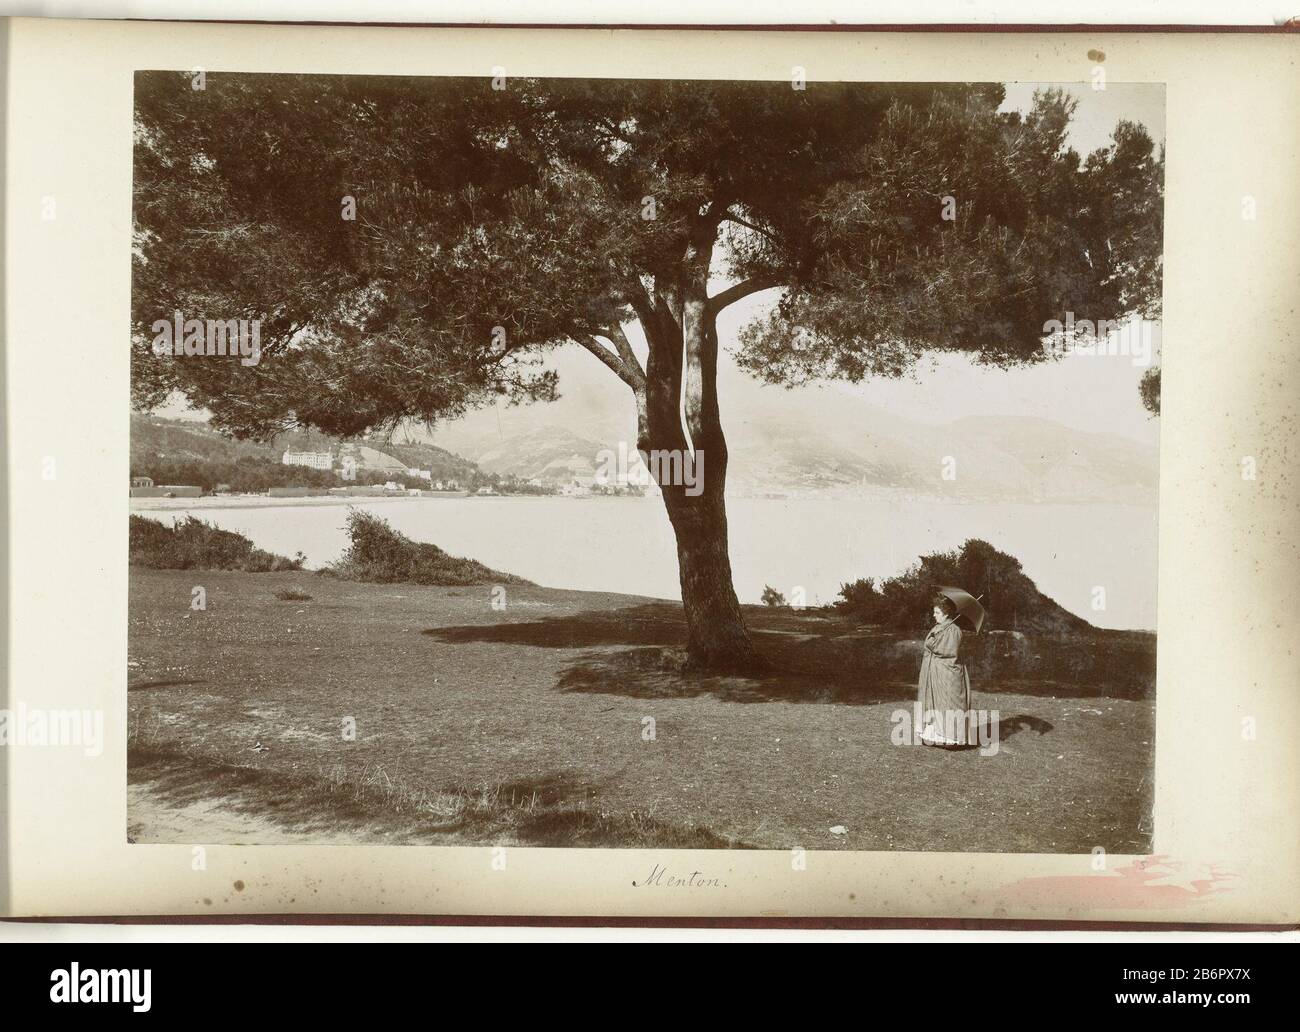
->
573, 333, 639, 390
603, 322, 645, 388
706, 274, 784, 315
722, 212, 780, 245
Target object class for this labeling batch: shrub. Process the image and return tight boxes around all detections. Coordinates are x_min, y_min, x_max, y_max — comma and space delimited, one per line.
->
836, 538, 1094, 635
837, 576, 881, 614
327, 510, 530, 586
274, 588, 313, 602
129, 515, 304, 572
760, 585, 788, 607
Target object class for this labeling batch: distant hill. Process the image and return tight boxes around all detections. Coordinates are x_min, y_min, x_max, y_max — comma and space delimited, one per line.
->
130, 415, 272, 466
137, 404, 1156, 503
424, 407, 1157, 504
131, 415, 483, 485
946, 415, 1156, 502
729, 408, 1157, 501
430, 423, 614, 481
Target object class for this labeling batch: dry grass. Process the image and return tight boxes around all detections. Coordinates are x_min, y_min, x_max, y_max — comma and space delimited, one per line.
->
129, 742, 741, 848
128, 568, 1154, 851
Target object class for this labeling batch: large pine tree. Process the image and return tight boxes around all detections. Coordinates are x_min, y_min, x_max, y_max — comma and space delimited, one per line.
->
132, 74, 1163, 670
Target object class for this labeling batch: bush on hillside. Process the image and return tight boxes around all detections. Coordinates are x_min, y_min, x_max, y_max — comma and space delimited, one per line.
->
836, 538, 1094, 635
327, 511, 531, 586
129, 515, 305, 571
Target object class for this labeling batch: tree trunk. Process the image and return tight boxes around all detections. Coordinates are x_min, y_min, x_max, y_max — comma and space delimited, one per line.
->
632, 238, 763, 673
661, 486, 761, 672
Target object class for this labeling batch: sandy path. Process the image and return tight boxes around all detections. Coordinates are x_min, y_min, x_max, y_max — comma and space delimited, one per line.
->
127, 777, 398, 846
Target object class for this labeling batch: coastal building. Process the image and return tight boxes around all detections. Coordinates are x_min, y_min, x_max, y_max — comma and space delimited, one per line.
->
131, 476, 154, 488
282, 449, 333, 471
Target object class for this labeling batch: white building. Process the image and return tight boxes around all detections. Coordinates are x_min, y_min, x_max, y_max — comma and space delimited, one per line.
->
282, 449, 333, 471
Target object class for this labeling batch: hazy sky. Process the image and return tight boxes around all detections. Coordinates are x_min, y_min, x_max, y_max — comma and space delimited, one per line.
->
157, 82, 1166, 450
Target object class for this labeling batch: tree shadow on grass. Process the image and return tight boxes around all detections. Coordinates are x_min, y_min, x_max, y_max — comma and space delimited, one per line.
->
424, 601, 688, 649
129, 749, 747, 848
987, 677, 1149, 701
556, 645, 916, 705
423, 602, 917, 704
421, 602, 1147, 704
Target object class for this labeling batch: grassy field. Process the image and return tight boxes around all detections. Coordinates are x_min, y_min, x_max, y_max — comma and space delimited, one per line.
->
128, 568, 1154, 852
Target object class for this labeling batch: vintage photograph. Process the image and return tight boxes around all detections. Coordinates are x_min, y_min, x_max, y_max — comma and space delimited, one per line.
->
126, 71, 1163, 853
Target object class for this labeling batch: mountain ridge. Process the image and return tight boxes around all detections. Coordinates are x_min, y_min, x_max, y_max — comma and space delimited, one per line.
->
427, 410, 1157, 503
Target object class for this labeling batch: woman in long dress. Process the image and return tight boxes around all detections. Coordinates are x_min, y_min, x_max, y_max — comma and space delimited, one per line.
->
918, 594, 972, 748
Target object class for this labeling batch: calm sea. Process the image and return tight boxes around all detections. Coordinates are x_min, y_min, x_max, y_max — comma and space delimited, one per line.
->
133, 494, 1158, 631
